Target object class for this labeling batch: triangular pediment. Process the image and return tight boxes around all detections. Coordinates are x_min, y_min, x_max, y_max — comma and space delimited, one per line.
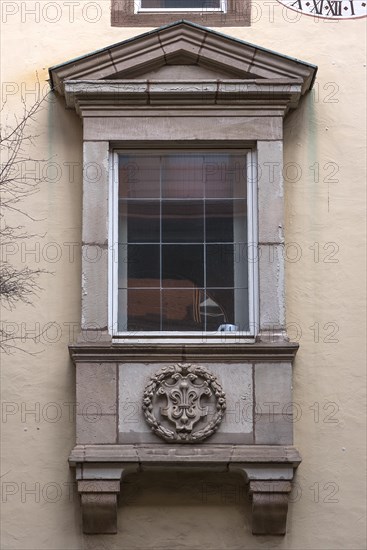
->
50, 20, 317, 96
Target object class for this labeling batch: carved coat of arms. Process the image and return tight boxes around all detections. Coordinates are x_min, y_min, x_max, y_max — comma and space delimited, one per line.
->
142, 364, 226, 443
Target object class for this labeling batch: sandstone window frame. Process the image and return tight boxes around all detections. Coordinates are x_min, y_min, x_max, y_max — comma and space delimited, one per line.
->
109, 146, 259, 340
48, 20, 318, 345
111, 0, 251, 26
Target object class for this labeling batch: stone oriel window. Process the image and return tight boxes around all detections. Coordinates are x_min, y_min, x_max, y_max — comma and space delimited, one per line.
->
111, 0, 251, 26
49, 21, 317, 536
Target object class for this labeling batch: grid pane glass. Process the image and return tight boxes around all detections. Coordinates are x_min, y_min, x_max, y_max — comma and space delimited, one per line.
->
162, 155, 205, 198
162, 201, 204, 243
206, 244, 234, 288
118, 153, 248, 332
204, 289, 234, 331
204, 154, 247, 198
127, 244, 160, 288
162, 244, 204, 288
119, 155, 160, 198
162, 289, 205, 331
127, 289, 161, 331
126, 201, 160, 243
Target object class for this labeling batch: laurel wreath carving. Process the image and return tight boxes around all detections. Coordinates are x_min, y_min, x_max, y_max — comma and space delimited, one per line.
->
142, 363, 226, 443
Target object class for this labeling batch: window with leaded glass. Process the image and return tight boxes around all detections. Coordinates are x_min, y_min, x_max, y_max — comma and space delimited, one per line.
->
112, 151, 257, 334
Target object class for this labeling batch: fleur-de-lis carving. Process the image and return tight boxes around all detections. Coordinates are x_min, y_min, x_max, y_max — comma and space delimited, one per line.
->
158, 373, 212, 433
142, 364, 226, 443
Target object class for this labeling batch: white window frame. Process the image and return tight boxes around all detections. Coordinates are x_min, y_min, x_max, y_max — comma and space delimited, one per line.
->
109, 147, 258, 342
135, 0, 227, 13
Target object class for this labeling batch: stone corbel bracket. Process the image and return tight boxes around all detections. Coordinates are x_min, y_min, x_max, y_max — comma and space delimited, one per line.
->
229, 466, 295, 536
249, 481, 292, 536
75, 465, 139, 534
70, 444, 301, 535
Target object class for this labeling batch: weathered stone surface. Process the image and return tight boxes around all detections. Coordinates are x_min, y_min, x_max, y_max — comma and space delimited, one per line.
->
139, 64, 234, 80
257, 140, 284, 244
69, 341, 299, 362
118, 362, 253, 445
254, 362, 292, 411
255, 414, 293, 445
82, 141, 109, 245
259, 244, 286, 330
78, 480, 121, 492
231, 465, 294, 481
76, 362, 117, 415
69, 444, 302, 467
76, 413, 117, 445
81, 245, 108, 330
109, 33, 164, 75
65, 80, 302, 104
249, 480, 292, 535
251, 492, 289, 535
80, 140, 109, 332
250, 480, 292, 493
83, 115, 283, 142
80, 493, 118, 534
78, 464, 127, 480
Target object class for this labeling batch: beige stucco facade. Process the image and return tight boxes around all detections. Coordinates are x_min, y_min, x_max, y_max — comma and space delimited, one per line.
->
1, 2, 366, 549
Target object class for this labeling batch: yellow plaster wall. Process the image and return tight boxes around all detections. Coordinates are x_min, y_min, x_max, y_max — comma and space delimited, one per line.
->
1, 2, 366, 549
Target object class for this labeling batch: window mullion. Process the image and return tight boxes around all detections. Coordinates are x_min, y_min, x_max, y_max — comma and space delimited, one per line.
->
203, 156, 207, 332
159, 155, 163, 331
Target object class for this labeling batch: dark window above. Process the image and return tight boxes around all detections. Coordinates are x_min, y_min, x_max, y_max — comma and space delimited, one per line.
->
111, 0, 251, 27
140, 1, 222, 8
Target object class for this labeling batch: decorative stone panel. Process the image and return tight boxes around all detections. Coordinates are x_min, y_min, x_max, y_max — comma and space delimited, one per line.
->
119, 362, 252, 444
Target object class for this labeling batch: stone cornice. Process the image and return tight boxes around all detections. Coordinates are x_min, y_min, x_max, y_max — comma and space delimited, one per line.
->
64, 78, 303, 115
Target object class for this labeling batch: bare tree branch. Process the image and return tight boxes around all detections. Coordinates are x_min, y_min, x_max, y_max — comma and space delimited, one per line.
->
1, 86, 51, 353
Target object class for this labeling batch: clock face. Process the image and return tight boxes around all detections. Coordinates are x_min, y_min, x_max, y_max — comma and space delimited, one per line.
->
276, 0, 367, 19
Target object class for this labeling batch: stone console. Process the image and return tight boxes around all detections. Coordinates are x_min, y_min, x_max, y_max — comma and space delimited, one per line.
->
69, 341, 300, 535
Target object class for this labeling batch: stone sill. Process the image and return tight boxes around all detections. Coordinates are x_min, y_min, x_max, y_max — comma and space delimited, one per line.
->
70, 443, 301, 468
69, 341, 299, 363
